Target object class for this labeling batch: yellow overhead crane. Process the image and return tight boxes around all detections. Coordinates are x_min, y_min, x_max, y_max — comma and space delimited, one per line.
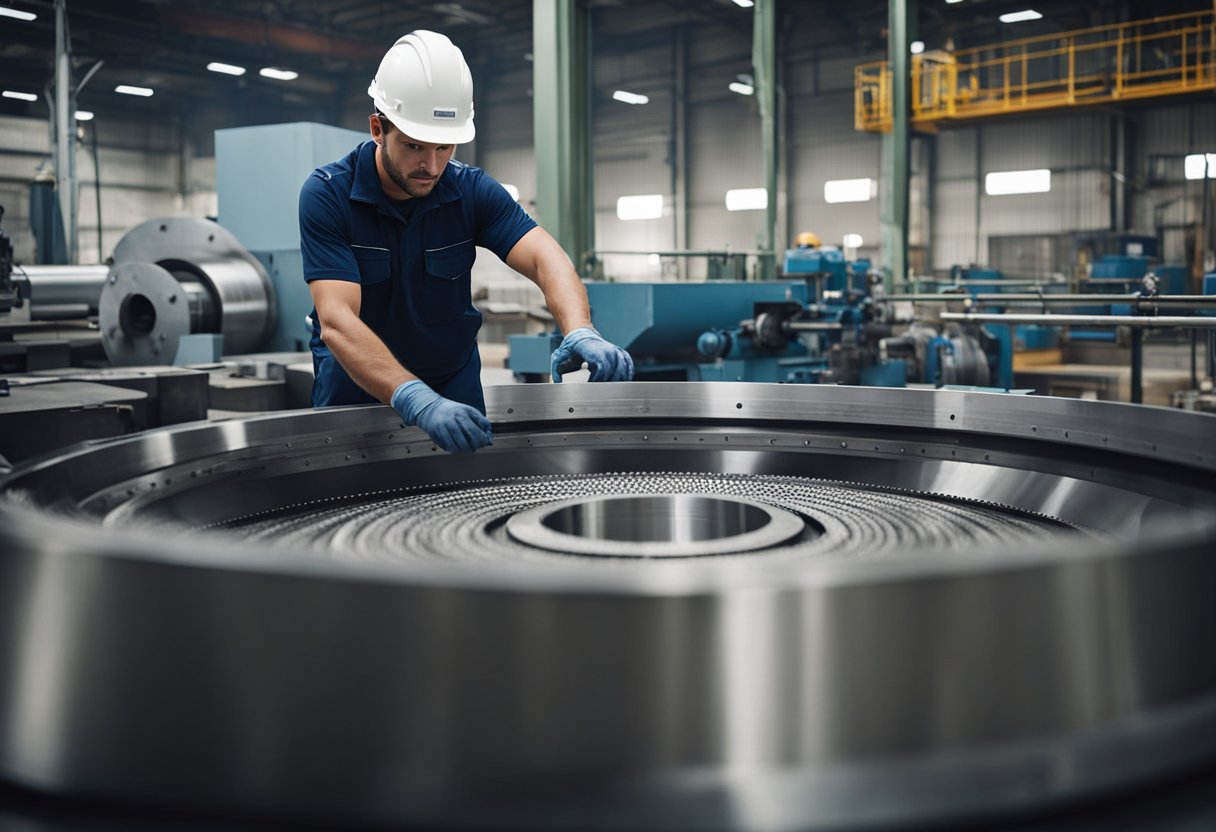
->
855, 8, 1216, 132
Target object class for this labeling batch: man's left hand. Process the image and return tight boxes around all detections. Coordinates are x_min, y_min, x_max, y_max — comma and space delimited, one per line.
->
550, 327, 634, 383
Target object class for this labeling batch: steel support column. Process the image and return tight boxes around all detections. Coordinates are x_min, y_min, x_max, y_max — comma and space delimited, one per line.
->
881, 0, 914, 291
672, 27, 689, 279
533, 0, 593, 272
53, 0, 77, 264
753, 0, 778, 281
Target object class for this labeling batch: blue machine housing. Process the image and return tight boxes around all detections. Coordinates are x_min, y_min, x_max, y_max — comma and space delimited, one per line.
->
783, 247, 867, 297
215, 122, 372, 353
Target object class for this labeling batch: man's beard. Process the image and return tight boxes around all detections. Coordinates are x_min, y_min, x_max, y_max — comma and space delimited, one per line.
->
382, 146, 436, 198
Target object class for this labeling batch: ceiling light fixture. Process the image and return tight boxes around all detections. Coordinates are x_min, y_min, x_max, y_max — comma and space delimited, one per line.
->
259, 67, 299, 81
75, 110, 94, 121
911, 41, 925, 53
0, 7, 36, 21
999, 9, 1043, 23
115, 85, 154, 97
612, 90, 649, 105
729, 81, 754, 96
732, 0, 755, 7
207, 62, 246, 76
2, 90, 38, 102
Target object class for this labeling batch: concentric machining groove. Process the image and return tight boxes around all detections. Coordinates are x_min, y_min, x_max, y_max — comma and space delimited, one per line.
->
211, 472, 1089, 567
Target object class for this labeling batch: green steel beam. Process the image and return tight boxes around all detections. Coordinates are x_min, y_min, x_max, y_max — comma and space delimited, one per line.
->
880, 0, 915, 291
753, 0, 778, 281
533, 0, 593, 273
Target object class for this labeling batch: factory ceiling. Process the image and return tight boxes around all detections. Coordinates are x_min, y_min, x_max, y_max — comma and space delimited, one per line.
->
0, 0, 1210, 126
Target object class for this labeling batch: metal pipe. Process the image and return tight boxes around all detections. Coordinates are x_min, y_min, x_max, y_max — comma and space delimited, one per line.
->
940, 312, 1216, 328
20, 264, 109, 316
783, 320, 845, 332
1131, 327, 1143, 404
893, 293, 1216, 309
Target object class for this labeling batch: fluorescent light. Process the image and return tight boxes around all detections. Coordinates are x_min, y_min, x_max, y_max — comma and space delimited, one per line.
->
648, 253, 662, 265
1184, 153, 1216, 180
259, 67, 298, 81
0, 7, 36, 20
729, 81, 754, 96
824, 178, 874, 203
207, 62, 246, 76
612, 90, 649, 105
946, 0, 965, 4
999, 9, 1042, 23
725, 188, 767, 212
74, 110, 94, 121
843, 233, 864, 248
2, 90, 38, 102
911, 40, 925, 54
616, 194, 664, 221
502, 183, 520, 201
985, 168, 1051, 195
732, 0, 755, 6
115, 84, 154, 97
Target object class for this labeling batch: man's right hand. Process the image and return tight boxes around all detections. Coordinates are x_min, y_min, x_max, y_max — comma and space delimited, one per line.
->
391, 380, 493, 454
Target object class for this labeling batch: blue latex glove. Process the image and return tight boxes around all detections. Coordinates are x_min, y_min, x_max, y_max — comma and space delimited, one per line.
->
550, 327, 635, 383
391, 380, 493, 454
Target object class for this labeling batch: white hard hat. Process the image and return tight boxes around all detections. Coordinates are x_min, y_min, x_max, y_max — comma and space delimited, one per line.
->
368, 30, 475, 144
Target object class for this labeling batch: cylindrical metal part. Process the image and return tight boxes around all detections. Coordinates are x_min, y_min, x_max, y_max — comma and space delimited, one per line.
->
111, 217, 275, 357
19, 264, 109, 318
941, 311, 1216, 328
0, 383, 1214, 831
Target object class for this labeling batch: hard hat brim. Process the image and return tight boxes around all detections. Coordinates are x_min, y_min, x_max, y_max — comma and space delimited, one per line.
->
373, 91, 476, 144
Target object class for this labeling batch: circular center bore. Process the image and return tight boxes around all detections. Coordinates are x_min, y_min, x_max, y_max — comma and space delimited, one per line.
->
118, 293, 157, 336
506, 494, 807, 558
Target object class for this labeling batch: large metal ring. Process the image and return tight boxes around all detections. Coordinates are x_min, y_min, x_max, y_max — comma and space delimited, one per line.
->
0, 383, 1213, 830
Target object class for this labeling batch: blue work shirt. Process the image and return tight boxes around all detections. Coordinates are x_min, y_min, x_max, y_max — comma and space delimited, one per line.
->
300, 140, 536, 406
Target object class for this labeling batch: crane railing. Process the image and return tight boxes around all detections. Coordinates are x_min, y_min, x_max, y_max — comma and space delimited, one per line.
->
856, 9, 1216, 132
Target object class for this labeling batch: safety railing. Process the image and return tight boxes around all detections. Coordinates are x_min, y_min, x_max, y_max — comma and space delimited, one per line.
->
856, 9, 1216, 132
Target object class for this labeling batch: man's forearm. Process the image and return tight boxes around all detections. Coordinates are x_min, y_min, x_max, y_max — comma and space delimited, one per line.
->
318, 310, 414, 402
534, 261, 594, 336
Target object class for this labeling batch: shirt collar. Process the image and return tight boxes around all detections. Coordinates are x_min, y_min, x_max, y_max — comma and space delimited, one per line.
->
350, 139, 461, 209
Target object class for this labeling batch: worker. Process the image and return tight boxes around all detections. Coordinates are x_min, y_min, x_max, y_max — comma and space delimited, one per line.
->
793, 231, 822, 249
300, 30, 633, 454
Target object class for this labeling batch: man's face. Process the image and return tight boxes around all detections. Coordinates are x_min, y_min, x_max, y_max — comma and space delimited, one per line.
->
374, 118, 455, 199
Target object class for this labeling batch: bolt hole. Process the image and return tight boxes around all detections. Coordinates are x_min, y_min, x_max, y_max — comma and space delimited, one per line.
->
735, 402, 743, 409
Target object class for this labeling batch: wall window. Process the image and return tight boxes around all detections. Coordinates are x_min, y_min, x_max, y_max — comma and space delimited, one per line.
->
1184, 154, 1216, 180
985, 168, 1051, 195
725, 188, 767, 211
823, 178, 873, 204
616, 194, 664, 221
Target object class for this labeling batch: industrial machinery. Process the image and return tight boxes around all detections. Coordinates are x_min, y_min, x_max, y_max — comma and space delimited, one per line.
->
509, 270, 1004, 389
1, 383, 1214, 830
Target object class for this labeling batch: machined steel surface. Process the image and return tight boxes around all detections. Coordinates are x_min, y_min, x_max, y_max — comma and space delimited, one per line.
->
18, 264, 109, 319
0, 383, 1214, 831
